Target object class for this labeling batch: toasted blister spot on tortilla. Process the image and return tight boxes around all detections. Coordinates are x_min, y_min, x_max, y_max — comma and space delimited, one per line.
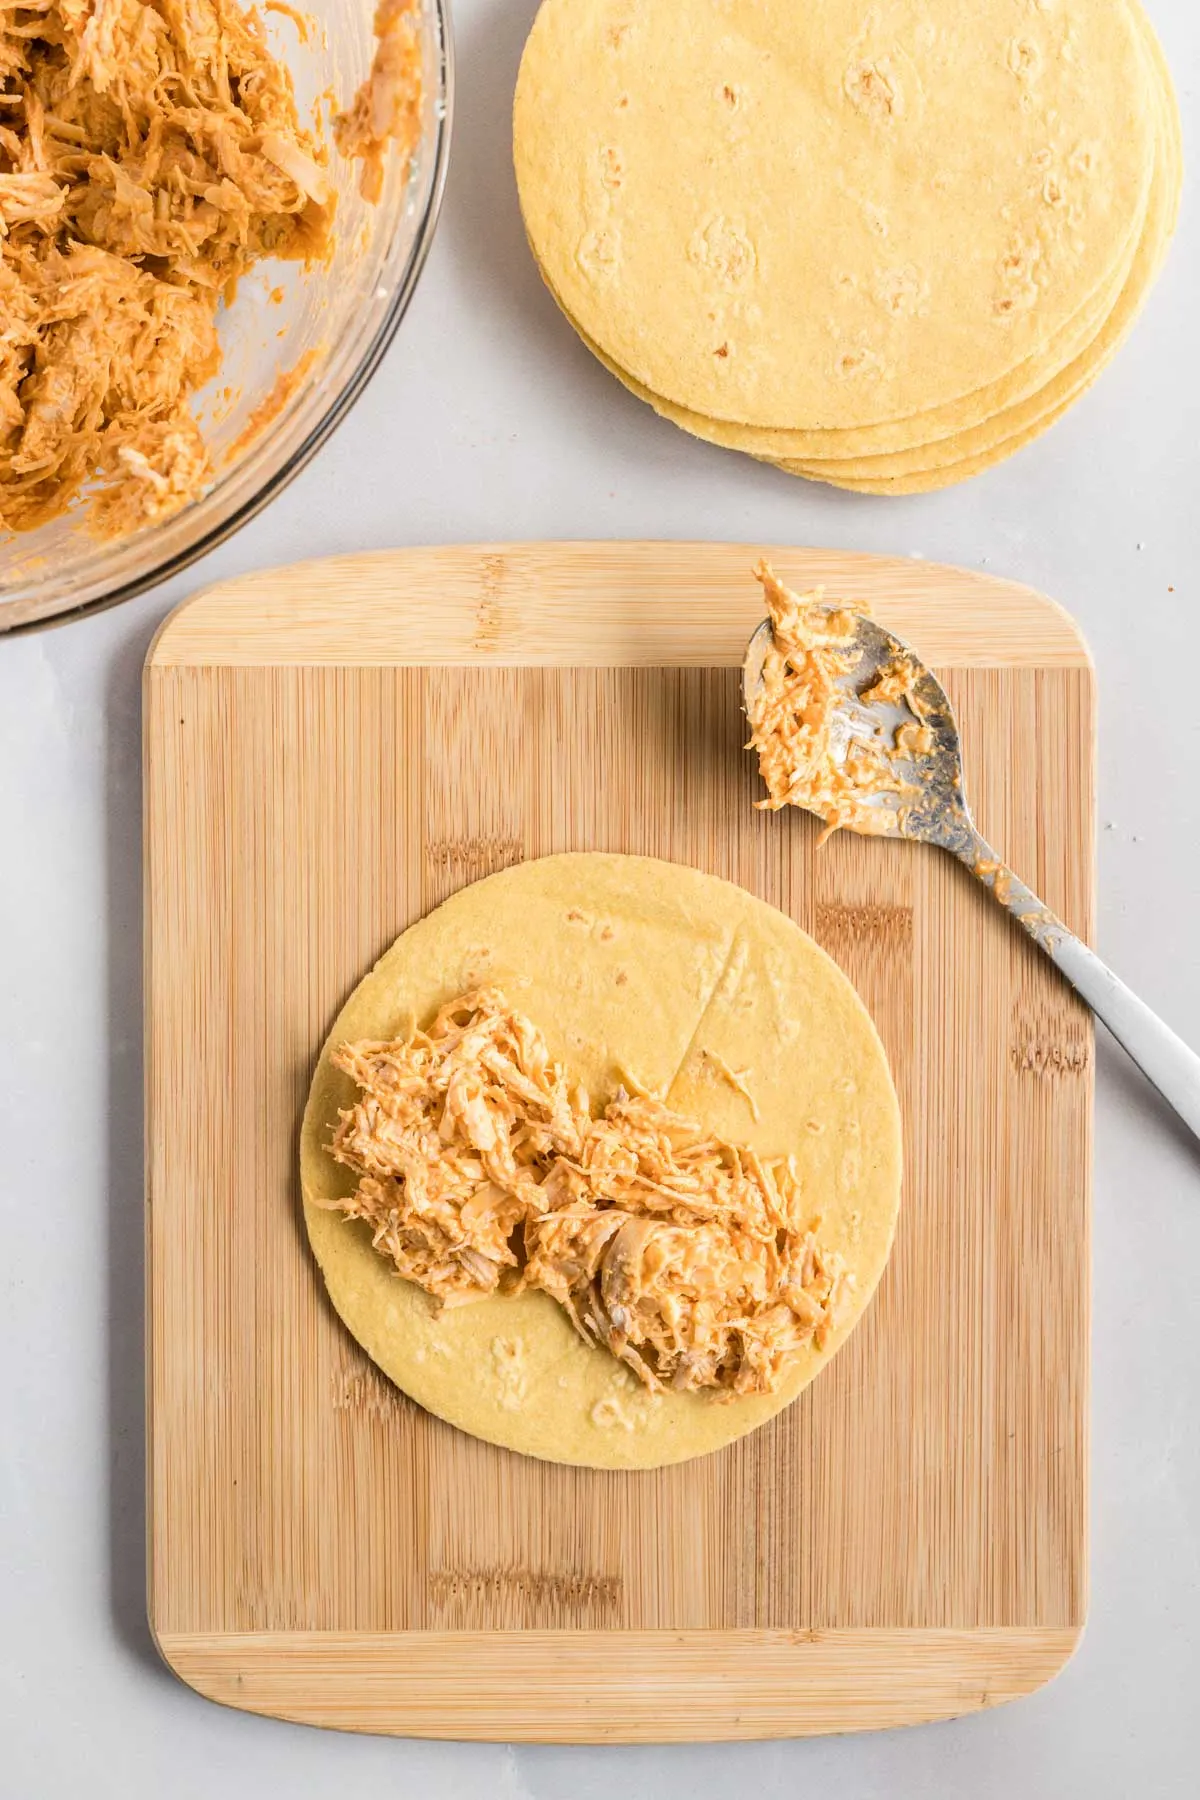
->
591, 1396, 636, 1431
835, 344, 883, 380
688, 216, 756, 287
1000, 238, 1041, 284
492, 1335, 530, 1411
599, 144, 624, 189
1007, 36, 1043, 79
844, 57, 903, 120
577, 225, 621, 279
460, 944, 495, 987
994, 234, 1043, 315
876, 264, 927, 317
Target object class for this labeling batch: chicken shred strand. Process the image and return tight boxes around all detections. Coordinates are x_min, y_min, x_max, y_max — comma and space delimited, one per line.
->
323, 988, 854, 1398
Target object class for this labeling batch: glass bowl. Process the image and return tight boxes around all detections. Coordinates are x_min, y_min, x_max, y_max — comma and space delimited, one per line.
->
0, 0, 452, 637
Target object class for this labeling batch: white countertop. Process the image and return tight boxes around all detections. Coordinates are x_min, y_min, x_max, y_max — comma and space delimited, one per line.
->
3, 2, 1198, 1793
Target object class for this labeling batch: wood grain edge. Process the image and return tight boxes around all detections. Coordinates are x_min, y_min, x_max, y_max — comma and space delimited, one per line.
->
151, 1626, 1083, 1741
144, 542, 1093, 670
141, 653, 159, 1665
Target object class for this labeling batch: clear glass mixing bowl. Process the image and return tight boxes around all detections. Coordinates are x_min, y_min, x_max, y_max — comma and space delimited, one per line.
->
0, 0, 452, 636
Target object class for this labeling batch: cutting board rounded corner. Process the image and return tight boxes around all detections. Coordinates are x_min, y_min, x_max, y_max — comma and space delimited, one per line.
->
144, 584, 216, 673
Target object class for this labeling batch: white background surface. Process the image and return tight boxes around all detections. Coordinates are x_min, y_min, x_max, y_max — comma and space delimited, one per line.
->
2, 2, 1198, 1794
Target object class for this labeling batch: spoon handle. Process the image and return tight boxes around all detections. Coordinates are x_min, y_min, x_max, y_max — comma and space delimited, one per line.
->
956, 836, 1200, 1141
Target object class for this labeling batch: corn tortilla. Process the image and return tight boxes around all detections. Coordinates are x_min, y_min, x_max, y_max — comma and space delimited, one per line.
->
301, 855, 903, 1469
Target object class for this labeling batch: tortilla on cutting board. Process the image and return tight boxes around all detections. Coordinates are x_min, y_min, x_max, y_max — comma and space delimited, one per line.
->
301, 854, 902, 1469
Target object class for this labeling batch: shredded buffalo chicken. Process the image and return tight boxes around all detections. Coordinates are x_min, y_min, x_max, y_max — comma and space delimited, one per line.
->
0, 0, 421, 537
323, 988, 852, 1397
747, 561, 916, 840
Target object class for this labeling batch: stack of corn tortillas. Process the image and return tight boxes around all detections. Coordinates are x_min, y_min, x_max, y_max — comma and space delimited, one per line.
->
513, 0, 1180, 494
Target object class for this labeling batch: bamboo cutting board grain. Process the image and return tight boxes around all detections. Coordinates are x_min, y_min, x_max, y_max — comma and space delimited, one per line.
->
144, 542, 1094, 1740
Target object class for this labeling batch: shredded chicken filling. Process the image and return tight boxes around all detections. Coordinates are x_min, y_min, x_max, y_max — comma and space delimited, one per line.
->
323, 988, 852, 1397
0, 0, 421, 537
747, 561, 925, 839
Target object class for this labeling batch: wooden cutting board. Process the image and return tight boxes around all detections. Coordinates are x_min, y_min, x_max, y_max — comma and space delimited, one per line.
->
144, 541, 1094, 1741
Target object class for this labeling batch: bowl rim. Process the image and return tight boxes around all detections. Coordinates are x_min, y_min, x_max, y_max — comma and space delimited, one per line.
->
1, 0, 455, 640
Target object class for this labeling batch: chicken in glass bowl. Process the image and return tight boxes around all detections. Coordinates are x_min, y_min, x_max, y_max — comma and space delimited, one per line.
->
0, 0, 451, 634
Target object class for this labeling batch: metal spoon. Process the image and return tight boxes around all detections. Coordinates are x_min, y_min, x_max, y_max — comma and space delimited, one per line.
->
744, 612, 1200, 1140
